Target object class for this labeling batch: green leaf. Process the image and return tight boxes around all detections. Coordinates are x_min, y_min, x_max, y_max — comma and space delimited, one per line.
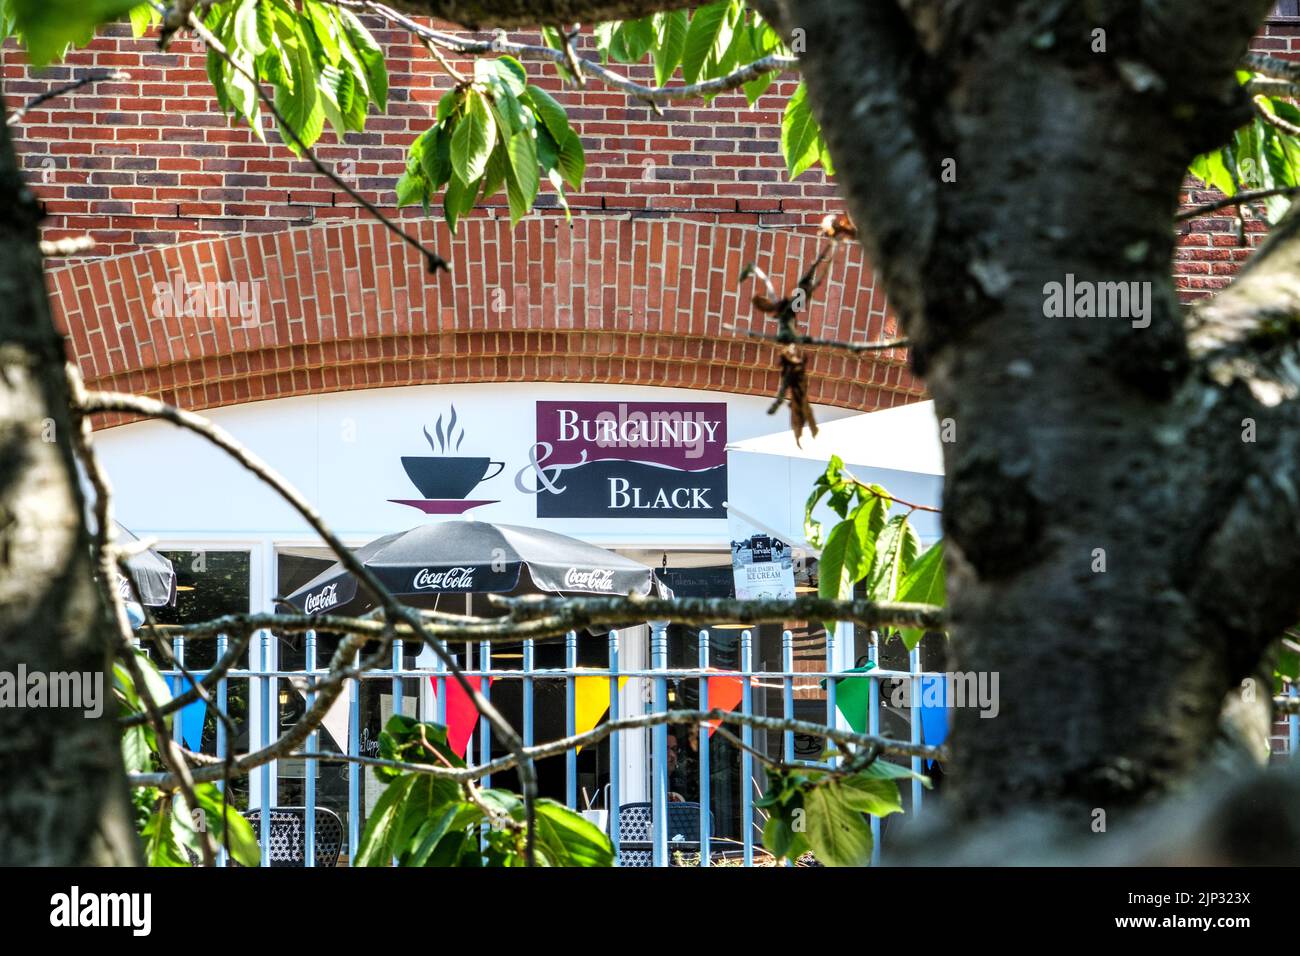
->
353, 774, 415, 866
274, 27, 325, 153
524, 85, 570, 144
895, 540, 945, 649
819, 496, 884, 600
804, 782, 874, 867
557, 128, 585, 191
128, 3, 158, 39
395, 169, 427, 208
141, 803, 188, 867
406, 801, 474, 867
836, 774, 903, 817
540, 25, 573, 82
129, 651, 174, 730
593, 21, 620, 61
451, 90, 496, 185
859, 757, 932, 786
504, 130, 540, 226
615, 17, 656, 63
681, 2, 729, 85
233, 0, 266, 58
652, 10, 688, 86
482, 143, 509, 201
442, 172, 480, 231
868, 514, 920, 603
393, 773, 460, 859
188, 783, 260, 867
121, 724, 151, 773
418, 126, 452, 190
303, 0, 339, 63
338, 7, 387, 108
8, 0, 140, 66
528, 799, 615, 867
782, 81, 821, 180
744, 69, 775, 105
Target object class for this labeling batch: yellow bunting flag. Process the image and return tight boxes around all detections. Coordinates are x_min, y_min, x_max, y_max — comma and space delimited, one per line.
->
574, 673, 628, 752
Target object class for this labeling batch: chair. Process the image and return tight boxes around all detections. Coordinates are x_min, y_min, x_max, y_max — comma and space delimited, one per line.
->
614, 801, 715, 866
239, 806, 344, 867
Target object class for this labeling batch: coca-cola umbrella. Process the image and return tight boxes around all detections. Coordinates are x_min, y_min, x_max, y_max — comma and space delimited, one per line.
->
114, 521, 178, 608
283, 520, 667, 617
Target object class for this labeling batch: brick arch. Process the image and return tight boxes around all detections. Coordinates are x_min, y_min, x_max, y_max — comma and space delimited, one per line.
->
46, 215, 922, 423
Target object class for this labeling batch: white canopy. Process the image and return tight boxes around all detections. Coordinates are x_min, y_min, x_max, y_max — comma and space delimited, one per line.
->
726, 400, 944, 476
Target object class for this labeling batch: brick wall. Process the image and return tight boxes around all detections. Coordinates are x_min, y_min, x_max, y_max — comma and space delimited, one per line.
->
5, 14, 1295, 415
4, 16, 917, 414
3, 20, 835, 255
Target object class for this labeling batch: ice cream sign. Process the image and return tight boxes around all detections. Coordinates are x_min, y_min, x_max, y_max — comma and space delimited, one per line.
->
517, 401, 728, 518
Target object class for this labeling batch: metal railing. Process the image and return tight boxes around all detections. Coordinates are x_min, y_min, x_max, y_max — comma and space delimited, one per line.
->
158, 627, 1300, 867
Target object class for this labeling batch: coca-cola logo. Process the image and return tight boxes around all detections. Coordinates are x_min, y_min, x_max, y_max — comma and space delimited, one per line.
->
564, 568, 616, 591
304, 583, 340, 614
413, 566, 475, 591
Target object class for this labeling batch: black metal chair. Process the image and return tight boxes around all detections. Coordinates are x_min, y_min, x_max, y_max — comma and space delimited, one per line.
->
239, 806, 344, 867
614, 801, 717, 866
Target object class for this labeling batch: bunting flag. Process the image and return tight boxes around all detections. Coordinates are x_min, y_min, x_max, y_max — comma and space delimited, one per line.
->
428, 676, 495, 758
918, 675, 950, 769
166, 674, 207, 752
703, 674, 744, 736
289, 677, 352, 752
824, 663, 877, 735
574, 674, 628, 752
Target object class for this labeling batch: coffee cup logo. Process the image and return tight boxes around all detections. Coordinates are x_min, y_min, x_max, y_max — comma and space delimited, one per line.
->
390, 404, 504, 515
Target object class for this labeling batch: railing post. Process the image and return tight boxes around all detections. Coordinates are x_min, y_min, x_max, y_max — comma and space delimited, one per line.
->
565, 631, 577, 809
868, 629, 881, 865
1290, 684, 1298, 759
391, 637, 404, 719
171, 632, 185, 746
608, 631, 621, 864
259, 630, 272, 868
825, 624, 838, 768
909, 644, 924, 816
477, 643, 491, 788
523, 638, 535, 749
741, 628, 754, 867
697, 629, 711, 868
215, 631, 229, 868
650, 621, 669, 867
347, 667, 360, 863
781, 629, 794, 868
305, 628, 317, 868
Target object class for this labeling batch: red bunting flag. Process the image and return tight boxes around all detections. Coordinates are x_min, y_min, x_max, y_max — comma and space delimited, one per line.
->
429, 676, 494, 758
704, 674, 745, 736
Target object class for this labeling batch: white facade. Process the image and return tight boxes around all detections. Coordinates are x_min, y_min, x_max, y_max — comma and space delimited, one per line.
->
96, 381, 942, 556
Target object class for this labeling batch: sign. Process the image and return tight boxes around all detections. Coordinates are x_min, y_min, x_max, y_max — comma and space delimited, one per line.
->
729, 510, 795, 600
523, 401, 727, 518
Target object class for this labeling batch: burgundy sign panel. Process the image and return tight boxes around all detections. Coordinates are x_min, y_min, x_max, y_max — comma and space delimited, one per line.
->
533, 401, 728, 518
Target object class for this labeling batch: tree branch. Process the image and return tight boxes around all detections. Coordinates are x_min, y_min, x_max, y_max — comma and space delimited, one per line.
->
185, 9, 448, 275
766, 0, 936, 331
1188, 202, 1300, 403
341, 2, 797, 107
6, 70, 128, 126
381, 0, 695, 29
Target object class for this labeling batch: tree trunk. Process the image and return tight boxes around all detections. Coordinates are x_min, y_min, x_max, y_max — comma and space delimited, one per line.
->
0, 93, 138, 865
776, 0, 1294, 827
